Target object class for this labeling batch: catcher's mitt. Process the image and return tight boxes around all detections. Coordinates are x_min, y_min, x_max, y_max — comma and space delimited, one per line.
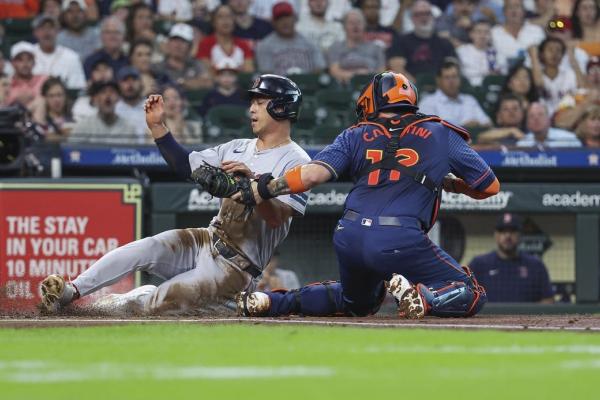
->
191, 162, 257, 215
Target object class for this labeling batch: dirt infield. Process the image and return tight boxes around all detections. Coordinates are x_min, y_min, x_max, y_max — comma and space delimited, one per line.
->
1, 314, 599, 332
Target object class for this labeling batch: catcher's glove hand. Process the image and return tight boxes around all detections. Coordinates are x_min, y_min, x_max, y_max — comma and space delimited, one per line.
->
191, 162, 257, 215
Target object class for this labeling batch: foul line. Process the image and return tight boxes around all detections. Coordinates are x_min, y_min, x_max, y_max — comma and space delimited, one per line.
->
1, 318, 599, 332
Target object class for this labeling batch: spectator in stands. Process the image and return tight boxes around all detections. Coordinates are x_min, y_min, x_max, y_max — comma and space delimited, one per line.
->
327, 8, 385, 84
249, 0, 301, 20
36, 77, 74, 140
418, 59, 491, 128
575, 105, 600, 147
257, 250, 301, 291
571, 0, 600, 56
197, 61, 248, 116
125, 3, 155, 45
229, 0, 273, 43
130, 39, 169, 97
124, 2, 167, 63
0, 52, 13, 77
115, 66, 147, 140
109, 0, 131, 22
491, 0, 546, 72
41, 0, 62, 19
299, 0, 352, 22
70, 80, 137, 144
469, 213, 554, 303
32, 14, 86, 90
298, 0, 345, 53
574, 104, 600, 146
158, 0, 194, 22
358, 0, 397, 49
529, 0, 556, 28
436, 0, 478, 48
0, 0, 39, 19
57, 0, 100, 62
7, 41, 47, 120
154, 23, 211, 90
554, 57, 600, 130
545, 15, 589, 73
516, 101, 581, 147
0, 73, 9, 107
457, 19, 504, 86
387, 0, 456, 82
72, 59, 114, 122
196, 4, 254, 73
84, 16, 129, 79
529, 37, 583, 114
256, 2, 326, 75
478, 94, 526, 146
160, 84, 202, 143
499, 61, 540, 109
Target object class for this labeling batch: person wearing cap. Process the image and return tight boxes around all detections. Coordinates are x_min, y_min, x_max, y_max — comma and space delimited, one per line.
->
469, 213, 554, 303
544, 16, 589, 74
31, 14, 86, 90
197, 60, 248, 116
115, 66, 148, 140
196, 4, 255, 73
70, 80, 137, 144
152, 23, 211, 90
57, 0, 101, 61
83, 16, 129, 79
248, 0, 300, 20
228, 0, 273, 43
7, 41, 48, 120
255, 1, 326, 75
297, 0, 345, 54
554, 56, 600, 130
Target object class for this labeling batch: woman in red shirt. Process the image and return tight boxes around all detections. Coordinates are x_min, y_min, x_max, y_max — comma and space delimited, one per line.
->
196, 5, 254, 74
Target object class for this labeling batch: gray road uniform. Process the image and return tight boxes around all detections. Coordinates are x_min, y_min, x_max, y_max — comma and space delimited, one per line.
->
72, 138, 310, 314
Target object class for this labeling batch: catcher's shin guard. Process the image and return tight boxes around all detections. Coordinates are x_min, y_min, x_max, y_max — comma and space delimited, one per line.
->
416, 279, 487, 318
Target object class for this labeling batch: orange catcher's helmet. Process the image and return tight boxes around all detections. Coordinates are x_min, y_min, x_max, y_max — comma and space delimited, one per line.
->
355, 71, 419, 121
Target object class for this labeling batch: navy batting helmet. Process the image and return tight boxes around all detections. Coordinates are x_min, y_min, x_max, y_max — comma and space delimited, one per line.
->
247, 74, 302, 122
355, 71, 419, 121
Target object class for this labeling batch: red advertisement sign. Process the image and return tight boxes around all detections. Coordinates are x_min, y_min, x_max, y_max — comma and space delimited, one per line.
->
0, 182, 142, 312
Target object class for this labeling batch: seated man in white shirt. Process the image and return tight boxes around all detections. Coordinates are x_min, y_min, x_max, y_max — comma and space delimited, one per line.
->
516, 102, 581, 148
297, 0, 345, 53
31, 14, 86, 90
418, 58, 491, 129
457, 19, 505, 87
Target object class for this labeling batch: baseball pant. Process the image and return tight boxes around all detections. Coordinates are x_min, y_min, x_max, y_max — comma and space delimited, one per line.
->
73, 228, 254, 314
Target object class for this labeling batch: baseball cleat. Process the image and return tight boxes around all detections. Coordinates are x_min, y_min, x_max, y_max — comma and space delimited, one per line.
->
387, 274, 426, 319
235, 291, 270, 317
40, 274, 77, 313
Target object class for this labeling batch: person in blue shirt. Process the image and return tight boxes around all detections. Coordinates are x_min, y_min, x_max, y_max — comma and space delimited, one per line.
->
235, 71, 500, 319
469, 213, 554, 303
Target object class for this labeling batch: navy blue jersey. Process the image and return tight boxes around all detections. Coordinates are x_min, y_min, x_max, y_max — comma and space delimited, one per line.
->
469, 251, 554, 302
312, 117, 496, 224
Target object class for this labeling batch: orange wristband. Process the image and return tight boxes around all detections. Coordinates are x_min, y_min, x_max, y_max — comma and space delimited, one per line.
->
284, 165, 308, 193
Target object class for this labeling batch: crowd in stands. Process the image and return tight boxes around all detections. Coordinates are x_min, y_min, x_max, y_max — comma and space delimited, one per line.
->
0, 0, 599, 148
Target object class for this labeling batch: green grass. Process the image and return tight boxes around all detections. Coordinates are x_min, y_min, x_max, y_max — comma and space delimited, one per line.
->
1, 324, 599, 399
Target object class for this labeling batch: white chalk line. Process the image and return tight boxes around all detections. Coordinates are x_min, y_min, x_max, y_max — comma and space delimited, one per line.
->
2, 318, 600, 332
0, 361, 334, 383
